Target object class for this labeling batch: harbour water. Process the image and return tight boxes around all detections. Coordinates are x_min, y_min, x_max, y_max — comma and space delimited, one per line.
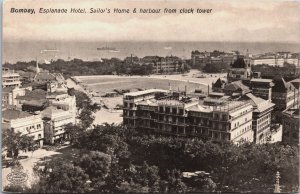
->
3, 41, 300, 63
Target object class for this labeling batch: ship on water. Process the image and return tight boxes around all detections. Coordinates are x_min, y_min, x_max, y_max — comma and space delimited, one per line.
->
97, 46, 120, 52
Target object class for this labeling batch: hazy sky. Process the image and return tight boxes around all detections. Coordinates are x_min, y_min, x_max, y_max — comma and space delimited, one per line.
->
3, 0, 300, 42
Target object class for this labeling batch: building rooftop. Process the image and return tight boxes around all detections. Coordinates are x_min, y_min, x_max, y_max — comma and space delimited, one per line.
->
231, 58, 248, 68
2, 109, 33, 120
136, 99, 158, 106
23, 99, 48, 107
42, 106, 68, 119
16, 89, 47, 100
272, 75, 295, 93
2, 87, 14, 93
34, 72, 56, 82
124, 89, 168, 97
224, 81, 251, 94
250, 78, 273, 83
283, 106, 300, 118
290, 78, 300, 89
187, 104, 213, 113
246, 93, 274, 112
213, 100, 251, 113
213, 78, 226, 88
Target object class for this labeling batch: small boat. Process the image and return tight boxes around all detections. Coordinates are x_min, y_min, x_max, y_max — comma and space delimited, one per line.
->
164, 46, 172, 50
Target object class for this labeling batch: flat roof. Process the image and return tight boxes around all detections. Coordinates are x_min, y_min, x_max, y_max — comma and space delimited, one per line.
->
124, 89, 168, 97
2, 109, 33, 120
251, 78, 273, 83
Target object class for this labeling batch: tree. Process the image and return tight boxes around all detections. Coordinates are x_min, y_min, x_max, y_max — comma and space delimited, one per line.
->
77, 151, 111, 190
78, 108, 95, 129
86, 124, 130, 159
32, 160, 90, 193
64, 123, 86, 146
3, 129, 37, 158
165, 169, 187, 193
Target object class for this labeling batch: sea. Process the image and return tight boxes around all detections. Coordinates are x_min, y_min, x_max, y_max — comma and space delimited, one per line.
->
3, 41, 300, 63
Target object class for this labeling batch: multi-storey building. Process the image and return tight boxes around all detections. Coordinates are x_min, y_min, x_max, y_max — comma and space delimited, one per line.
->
208, 100, 253, 143
191, 50, 210, 68
123, 89, 168, 128
271, 75, 298, 111
47, 91, 77, 118
250, 78, 274, 101
246, 93, 275, 143
123, 89, 254, 143
41, 106, 76, 144
282, 105, 299, 145
140, 56, 184, 74
2, 68, 21, 88
2, 109, 44, 147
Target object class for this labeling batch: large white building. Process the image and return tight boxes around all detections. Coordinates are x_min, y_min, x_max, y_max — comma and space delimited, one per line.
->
2, 109, 44, 147
2, 68, 21, 88
123, 89, 254, 143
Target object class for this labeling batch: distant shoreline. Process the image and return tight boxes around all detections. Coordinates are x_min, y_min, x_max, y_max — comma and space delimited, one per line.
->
4, 41, 300, 63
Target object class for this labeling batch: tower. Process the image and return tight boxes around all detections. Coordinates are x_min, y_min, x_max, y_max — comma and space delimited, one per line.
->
274, 171, 281, 193
36, 57, 40, 74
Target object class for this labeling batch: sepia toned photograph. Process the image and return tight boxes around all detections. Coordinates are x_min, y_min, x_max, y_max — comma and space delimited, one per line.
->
1, 0, 300, 193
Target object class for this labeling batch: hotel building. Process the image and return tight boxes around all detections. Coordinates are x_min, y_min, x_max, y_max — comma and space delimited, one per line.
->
123, 89, 254, 143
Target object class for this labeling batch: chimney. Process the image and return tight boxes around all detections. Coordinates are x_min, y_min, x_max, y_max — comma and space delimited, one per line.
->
185, 85, 187, 96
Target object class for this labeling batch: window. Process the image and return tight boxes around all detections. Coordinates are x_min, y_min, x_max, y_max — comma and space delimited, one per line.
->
165, 107, 170, 114
172, 108, 177, 114
159, 107, 164, 113
178, 109, 184, 115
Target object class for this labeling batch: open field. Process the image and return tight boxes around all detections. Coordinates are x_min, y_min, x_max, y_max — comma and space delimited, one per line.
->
68, 70, 226, 125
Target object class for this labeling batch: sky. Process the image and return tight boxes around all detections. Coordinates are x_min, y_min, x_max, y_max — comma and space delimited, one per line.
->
3, 0, 300, 42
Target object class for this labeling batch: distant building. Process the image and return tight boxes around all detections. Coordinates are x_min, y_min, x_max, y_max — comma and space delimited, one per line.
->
41, 106, 76, 144
2, 68, 21, 88
227, 57, 252, 83
140, 55, 184, 74
124, 55, 140, 64
191, 50, 210, 68
212, 78, 226, 93
2, 109, 44, 147
282, 105, 299, 145
2, 87, 26, 107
